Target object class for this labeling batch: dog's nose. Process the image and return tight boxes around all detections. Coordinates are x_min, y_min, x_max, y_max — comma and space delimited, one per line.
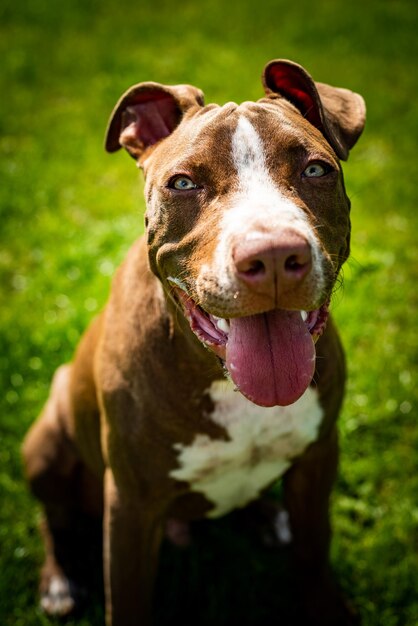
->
233, 230, 312, 291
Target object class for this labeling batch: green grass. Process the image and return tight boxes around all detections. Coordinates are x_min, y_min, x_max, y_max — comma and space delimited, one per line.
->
1, 0, 417, 624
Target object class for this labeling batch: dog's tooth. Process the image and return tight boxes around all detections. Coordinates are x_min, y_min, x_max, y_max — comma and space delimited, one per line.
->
216, 318, 230, 333
167, 276, 188, 292
300, 310, 308, 322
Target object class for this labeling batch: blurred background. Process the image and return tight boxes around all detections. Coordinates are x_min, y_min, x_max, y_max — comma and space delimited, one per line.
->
0, 0, 417, 624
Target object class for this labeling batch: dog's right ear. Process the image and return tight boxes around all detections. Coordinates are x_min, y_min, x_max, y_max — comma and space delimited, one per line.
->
105, 83, 205, 159
262, 60, 365, 160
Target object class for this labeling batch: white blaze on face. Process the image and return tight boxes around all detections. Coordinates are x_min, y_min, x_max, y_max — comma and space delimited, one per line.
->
231, 115, 310, 228
198, 114, 325, 294
170, 381, 323, 518
232, 114, 276, 194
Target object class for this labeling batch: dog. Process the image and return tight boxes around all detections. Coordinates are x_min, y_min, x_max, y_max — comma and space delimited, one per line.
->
22, 59, 366, 625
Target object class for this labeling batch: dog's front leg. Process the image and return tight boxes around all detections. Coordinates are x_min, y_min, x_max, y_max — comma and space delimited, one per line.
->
283, 426, 355, 625
103, 468, 164, 626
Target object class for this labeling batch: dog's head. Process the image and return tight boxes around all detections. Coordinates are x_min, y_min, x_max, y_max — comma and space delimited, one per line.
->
105, 59, 365, 408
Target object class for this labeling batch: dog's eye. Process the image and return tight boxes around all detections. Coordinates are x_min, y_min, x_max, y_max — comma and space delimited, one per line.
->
169, 176, 198, 191
303, 162, 331, 178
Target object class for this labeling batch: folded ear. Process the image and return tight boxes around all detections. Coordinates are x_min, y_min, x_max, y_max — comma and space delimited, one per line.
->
262, 60, 366, 160
105, 82, 205, 159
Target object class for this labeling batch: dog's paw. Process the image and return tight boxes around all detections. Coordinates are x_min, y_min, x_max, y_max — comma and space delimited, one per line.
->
237, 499, 293, 547
40, 574, 85, 617
265, 507, 293, 546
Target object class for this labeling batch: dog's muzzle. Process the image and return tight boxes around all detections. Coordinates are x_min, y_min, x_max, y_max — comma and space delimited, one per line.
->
170, 283, 329, 407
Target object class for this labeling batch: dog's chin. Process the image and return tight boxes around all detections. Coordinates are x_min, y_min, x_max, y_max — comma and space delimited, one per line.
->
169, 284, 329, 408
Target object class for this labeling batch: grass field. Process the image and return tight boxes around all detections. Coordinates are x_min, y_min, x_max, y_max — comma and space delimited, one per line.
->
1, 0, 417, 624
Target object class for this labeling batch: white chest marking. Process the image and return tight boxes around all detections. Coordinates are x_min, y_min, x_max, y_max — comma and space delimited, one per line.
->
170, 381, 323, 517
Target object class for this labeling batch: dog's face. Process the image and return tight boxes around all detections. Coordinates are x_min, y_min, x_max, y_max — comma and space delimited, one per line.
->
106, 60, 365, 408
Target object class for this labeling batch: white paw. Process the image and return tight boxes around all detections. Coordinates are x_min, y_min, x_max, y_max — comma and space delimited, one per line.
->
40, 575, 76, 616
273, 509, 293, 545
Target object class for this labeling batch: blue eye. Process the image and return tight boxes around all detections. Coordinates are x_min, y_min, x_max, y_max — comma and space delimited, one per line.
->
303, 162, 331, 178
169, 176, 198, 190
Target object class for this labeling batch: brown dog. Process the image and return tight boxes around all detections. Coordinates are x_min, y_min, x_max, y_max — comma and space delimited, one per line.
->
23, 59, 365, 625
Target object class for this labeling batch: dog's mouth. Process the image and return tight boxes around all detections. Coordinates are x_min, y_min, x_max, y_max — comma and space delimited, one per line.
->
170, 281, 329, 408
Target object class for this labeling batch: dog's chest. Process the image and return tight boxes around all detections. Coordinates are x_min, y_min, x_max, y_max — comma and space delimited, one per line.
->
170, 381, 323, 517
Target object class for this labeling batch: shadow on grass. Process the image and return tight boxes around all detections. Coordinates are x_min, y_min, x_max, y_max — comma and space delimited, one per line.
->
156, 514, 297, 626
36, 509, 354, 626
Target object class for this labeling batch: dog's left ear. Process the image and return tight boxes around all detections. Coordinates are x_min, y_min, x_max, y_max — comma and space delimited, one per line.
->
105, 82, 204, 159
262, 59, 366, 160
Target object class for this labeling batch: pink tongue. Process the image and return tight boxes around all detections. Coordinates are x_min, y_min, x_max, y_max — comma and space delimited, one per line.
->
225, 310, 315, 407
